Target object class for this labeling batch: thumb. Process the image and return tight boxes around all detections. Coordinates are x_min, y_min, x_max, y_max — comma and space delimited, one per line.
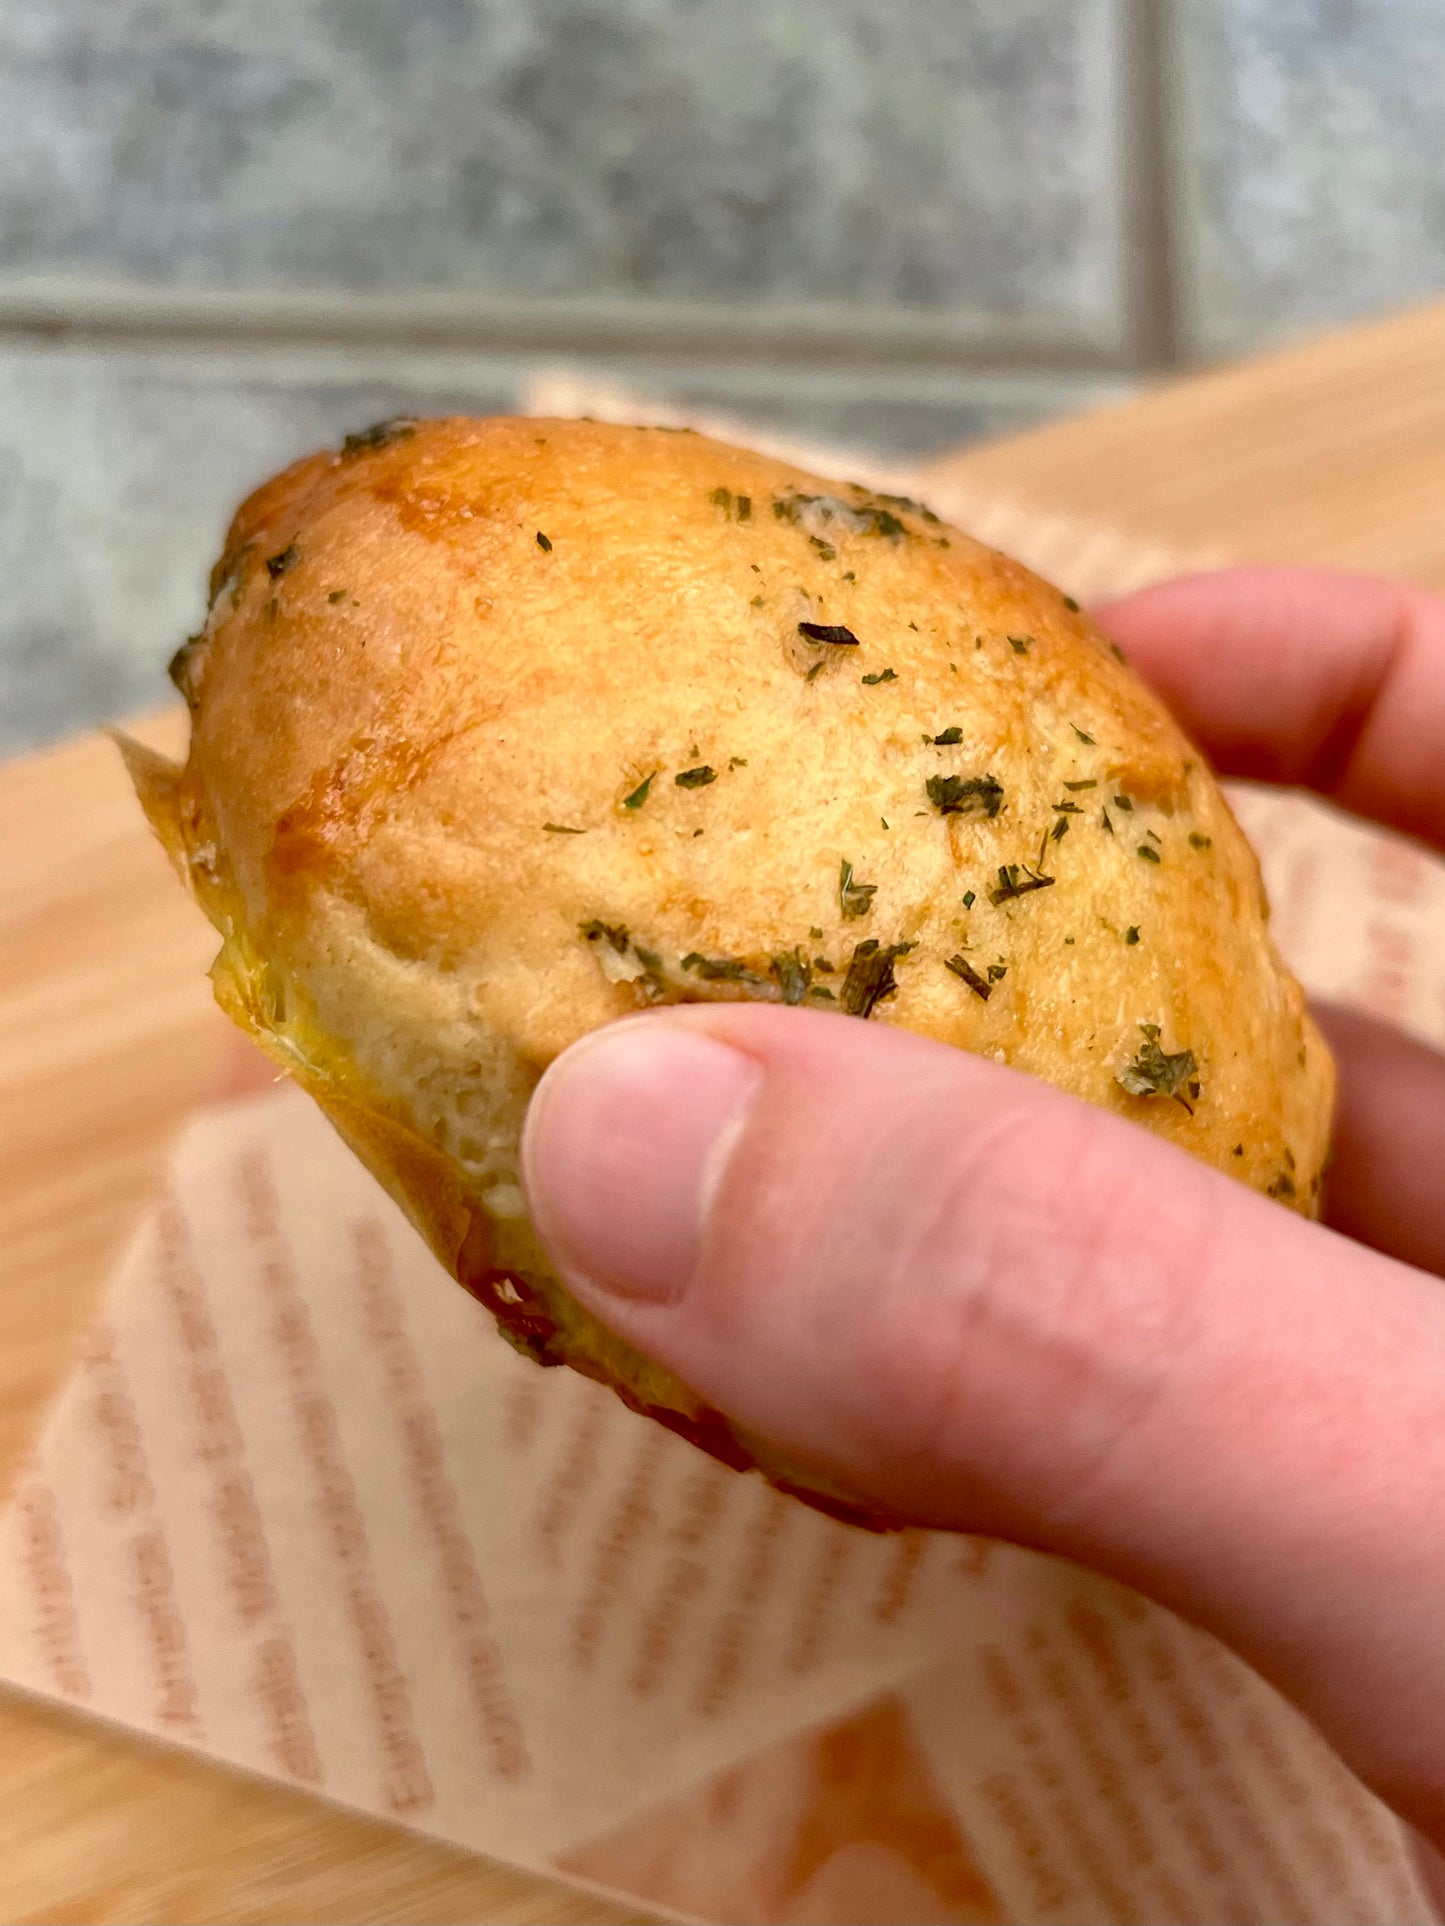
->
521, 1004, 1445, 1841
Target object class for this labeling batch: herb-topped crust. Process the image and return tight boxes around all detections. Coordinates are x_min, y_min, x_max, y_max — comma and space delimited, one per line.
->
121, 414, 1334, 1523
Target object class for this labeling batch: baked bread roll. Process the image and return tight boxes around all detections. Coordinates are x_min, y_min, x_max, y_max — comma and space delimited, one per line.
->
122, 416, 1333, 1525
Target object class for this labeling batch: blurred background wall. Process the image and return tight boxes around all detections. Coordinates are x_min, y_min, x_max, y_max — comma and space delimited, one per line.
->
3, 0, 1445, 753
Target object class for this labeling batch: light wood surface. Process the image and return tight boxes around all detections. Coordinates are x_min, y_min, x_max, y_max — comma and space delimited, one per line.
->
4, 299, 1445, 1924
921, 300, 1445, 591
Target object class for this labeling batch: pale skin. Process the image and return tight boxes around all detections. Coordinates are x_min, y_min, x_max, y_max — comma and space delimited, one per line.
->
519, 568, 1445, 1879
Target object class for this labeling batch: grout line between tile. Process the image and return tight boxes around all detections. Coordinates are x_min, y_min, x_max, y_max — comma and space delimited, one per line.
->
0, 276, 1135, 379
1117, 0, 1181, 371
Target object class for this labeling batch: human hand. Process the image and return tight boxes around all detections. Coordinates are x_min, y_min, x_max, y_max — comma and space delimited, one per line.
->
520, 567, 1445, 1855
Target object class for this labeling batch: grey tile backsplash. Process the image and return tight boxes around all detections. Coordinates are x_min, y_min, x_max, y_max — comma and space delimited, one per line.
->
2, 0, 1442, 751
1173, 1, 1445, 355
1, 0, 1125, 338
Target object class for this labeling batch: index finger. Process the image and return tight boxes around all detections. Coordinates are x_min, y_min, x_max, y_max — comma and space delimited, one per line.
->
1096, 566, 1445, 851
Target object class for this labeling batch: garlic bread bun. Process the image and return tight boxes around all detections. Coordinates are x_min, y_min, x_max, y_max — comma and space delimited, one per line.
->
123, 416, 1333, 1526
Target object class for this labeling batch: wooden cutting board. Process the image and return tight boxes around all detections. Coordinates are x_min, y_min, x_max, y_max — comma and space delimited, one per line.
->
3, 299, 1445, 1924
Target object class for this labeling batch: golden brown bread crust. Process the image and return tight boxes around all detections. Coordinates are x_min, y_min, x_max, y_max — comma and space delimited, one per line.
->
124, 415, 1333, 1525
